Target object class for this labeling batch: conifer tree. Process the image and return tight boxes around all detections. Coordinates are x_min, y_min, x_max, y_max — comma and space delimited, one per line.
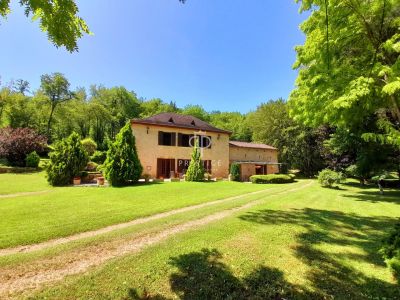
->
185, 138, 205, 182
103, 122, 143, 186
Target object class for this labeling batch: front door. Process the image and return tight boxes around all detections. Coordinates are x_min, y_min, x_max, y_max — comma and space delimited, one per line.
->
157, 159, 176, 179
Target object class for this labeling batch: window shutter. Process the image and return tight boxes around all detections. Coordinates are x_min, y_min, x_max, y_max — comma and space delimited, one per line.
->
171, 132, 176, 146
158, 131, 163, 145
170, 159, 176, 172
157, 158, 162, 178
177, 133, 182, 146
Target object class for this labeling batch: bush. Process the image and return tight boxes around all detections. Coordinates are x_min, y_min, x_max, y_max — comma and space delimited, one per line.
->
90, 150, 107, 164
103, 123, 143, 186
250, 174, 294, 184
318, 169, 345, 188
46, 132, 89, 186
230, 163, 241, 181
185, 140, 205, 182
81, 138, 97, 156
0, 127, 47, 166
85, 161, 98, 171
25, 151, 40, 168
381, 222, 400, 282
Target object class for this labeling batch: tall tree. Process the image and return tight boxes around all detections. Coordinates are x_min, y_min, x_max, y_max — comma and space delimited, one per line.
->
290, 0, 400, 149
40, 73, 73, 139
0, 0, 90, 52
247, 99, 325, 175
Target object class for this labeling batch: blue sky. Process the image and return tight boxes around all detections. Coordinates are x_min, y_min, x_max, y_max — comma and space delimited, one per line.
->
0, 0, 307, 113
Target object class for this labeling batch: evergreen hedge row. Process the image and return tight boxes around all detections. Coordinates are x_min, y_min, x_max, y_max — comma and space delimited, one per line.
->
250, 174, 295, 184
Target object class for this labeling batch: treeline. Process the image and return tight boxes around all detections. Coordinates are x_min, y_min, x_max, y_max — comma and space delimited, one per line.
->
1, 73, 399, 178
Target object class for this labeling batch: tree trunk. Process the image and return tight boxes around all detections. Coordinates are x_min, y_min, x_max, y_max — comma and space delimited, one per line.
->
46, 104, 56, 140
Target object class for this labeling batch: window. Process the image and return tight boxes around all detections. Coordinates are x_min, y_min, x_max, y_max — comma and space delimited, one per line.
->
158, 131, 176, 146
177, 133, 194, 147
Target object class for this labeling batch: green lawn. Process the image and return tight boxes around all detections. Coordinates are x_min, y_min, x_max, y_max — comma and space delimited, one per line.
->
28, 181, 400, 299
0, 172, 279, 249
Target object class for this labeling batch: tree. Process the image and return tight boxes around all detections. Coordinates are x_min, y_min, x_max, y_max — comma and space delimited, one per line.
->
46, 132, 88, 186
289, 0, 400, 163
139, 98, 180, 118
185, 139, 205, 181
103, 122, 143, 186
90, 86, 141, 139
209, 111, 252, 141
182, 104, 210, 122
246, 99, 325, 176
40, 73, 73, 139
0, 0, 90, 52
230, 163, 241, 181
0, 127, 47, 166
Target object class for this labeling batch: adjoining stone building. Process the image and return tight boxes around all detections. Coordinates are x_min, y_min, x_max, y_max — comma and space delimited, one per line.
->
131, 112, 279, 180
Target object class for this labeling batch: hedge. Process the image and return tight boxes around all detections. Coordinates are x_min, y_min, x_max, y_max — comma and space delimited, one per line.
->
250, 174, 295, 184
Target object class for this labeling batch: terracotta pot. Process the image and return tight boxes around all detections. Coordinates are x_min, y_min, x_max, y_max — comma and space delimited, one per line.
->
97, 177, 105, 186
73, 177, 81, 185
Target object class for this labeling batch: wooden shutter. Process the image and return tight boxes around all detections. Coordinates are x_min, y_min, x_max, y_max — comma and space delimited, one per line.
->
177, 133, 182, 146
158, 131, 163, 145
157, 158, 162, 178
170, 159, 176, 172
171, 133, 176, 146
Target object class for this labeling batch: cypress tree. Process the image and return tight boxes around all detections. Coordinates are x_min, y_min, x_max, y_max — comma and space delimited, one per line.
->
185, 138, 205, 182
103, 122, 143, 186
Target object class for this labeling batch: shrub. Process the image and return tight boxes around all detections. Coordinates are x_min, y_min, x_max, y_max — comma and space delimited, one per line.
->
85, 161, 98, 171
381, 222, 400, 282
185, 140, 205, 182
90, 150, 107, 164
103, 122, 143, 186
46, 132, 89, 186
318, 169, 345, 188
25, 151, 40, 168
230, 163, 241, 181
81, 138, 97, 156
0, 127, 47, 166
250, 174, 294, 184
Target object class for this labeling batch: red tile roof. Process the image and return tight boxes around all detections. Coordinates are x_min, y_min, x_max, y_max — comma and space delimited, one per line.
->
132, 113, 231, 134
229, 141, 277, 150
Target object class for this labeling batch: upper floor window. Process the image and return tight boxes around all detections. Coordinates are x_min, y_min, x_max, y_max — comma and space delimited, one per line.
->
177, 133, 193, 147
158, 131, 176, 146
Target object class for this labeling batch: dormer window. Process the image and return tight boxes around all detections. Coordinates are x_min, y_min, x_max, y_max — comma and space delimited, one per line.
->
191, 120, 196, 126
168, 117, 174, 123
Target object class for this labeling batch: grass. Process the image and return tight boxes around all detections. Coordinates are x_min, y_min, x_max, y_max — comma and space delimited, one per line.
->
27, 181, 400, 299
0, 172, 280, 249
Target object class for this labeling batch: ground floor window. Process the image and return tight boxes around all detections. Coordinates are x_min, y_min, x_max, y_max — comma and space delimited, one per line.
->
157, 158, 175, 178
255, 165, 267, 175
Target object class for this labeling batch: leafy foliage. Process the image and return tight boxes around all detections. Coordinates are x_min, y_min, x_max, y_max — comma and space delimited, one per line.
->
0, 0, 90, 52
90, 150, 107, 164
46, 132, 89, 186
290, 0, 400, 149
230, 163, 241, 181
25, 151, 40, 168
381, 221, 400, 282
0, 127, 46, 166
81, 138, 97, 156
250, 174, 294, 184
185, 140, 205, 182
247, 99, 326, 176
318, 169, 345, 188
103, 122, 143, 186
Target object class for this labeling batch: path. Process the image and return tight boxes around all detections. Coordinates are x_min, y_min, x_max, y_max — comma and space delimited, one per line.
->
0, 181, 313, 298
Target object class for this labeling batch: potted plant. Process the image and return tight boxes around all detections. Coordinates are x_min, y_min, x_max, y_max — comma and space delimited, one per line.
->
73, 176, 81, 185
97, 176, 105, 186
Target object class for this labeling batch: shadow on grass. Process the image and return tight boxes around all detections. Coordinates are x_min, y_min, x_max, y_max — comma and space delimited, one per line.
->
341, 189, 400, 205
239, 208, 400, 299
128, 248, 311, 300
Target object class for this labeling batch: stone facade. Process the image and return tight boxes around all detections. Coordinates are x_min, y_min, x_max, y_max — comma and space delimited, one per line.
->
131, 122, 230, 179
131, 113, 279, 181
